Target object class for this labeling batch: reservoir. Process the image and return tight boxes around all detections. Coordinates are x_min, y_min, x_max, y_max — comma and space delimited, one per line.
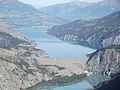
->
17, 27, 96, 90
17, 27, 96, 59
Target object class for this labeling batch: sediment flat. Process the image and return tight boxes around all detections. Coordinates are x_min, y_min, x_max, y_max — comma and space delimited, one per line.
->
37, 58, 87, 76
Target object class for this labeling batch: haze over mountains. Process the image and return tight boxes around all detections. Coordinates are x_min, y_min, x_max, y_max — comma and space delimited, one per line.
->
0, 0, 120, 90
39, 0, 120, 21
0, 0, 67, 28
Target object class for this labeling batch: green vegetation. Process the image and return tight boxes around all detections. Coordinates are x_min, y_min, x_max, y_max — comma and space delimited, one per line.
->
26, 73, 87, 90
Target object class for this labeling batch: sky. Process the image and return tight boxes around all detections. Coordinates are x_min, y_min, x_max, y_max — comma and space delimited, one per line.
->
19, 0, 102, 8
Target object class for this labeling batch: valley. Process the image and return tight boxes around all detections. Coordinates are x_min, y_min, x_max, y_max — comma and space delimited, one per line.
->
0, 25, 93, 90
0, 0, 120, 90
48, 11, 120, 49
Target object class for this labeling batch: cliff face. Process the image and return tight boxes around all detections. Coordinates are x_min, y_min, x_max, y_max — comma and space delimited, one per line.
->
102, 35, 120, 47
86, 46, 120, 89
86, 46, 120, 75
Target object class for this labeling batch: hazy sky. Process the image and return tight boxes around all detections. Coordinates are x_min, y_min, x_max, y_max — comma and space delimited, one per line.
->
19, 0, 102, 8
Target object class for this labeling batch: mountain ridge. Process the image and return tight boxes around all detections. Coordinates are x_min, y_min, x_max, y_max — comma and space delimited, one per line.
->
0, 0, 67, 28
39, 0, 120, 21
48, 11, 120, 49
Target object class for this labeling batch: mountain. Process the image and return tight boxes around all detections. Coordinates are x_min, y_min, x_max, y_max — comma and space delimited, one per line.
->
39, 0, 120, 21
86, 45, 120, 90
48, 11, 120, 49
0, 24, 35, 47
0, 24, 48, 89
86, 45, 120, 75
0, 25, 87, 90
0, 0, 37, 12
39, 0, 94, 21
0, 0, 67, 28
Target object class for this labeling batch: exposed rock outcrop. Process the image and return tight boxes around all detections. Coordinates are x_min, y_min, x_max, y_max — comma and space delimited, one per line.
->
102, 35, 120, 47
86, 45, 120, 75
86, 45, 120, 90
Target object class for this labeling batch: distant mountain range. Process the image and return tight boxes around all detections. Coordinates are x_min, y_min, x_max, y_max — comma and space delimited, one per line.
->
39, 0, 120, 21
48, 11, 120, 49
0, 0, 37, 12
0, 0, 67, 28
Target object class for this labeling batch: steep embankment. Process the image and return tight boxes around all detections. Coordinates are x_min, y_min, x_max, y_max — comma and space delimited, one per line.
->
48, 11, 120, 49
86, 45, 120, 75
86, 45, 120, 90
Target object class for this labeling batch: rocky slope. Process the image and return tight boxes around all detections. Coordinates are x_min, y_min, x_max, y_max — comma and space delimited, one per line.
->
0, 47, 49, 90
0, 0, 66, 29
0, 24, 48, 90
39, 0, 120, 21
0, 47, 87, 90
0, 25, 34, 47
48, 11, 120, 49
86, 45, 120, 75
86, 45, 120, 90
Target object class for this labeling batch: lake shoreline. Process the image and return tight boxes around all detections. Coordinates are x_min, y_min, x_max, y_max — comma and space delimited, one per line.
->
25, 73, 88, 90
21, 58, 92, 90
17, 27, 96, 58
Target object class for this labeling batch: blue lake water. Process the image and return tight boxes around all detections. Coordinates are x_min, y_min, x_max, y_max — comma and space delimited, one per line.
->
17, 27, 96, 59
17, 27, 96, 90
32, 81, 93, 90
50, 82, 92, 90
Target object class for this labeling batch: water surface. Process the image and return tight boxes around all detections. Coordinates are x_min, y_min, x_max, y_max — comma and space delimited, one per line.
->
17, 27, 96, 59
33, 81, 93, 90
